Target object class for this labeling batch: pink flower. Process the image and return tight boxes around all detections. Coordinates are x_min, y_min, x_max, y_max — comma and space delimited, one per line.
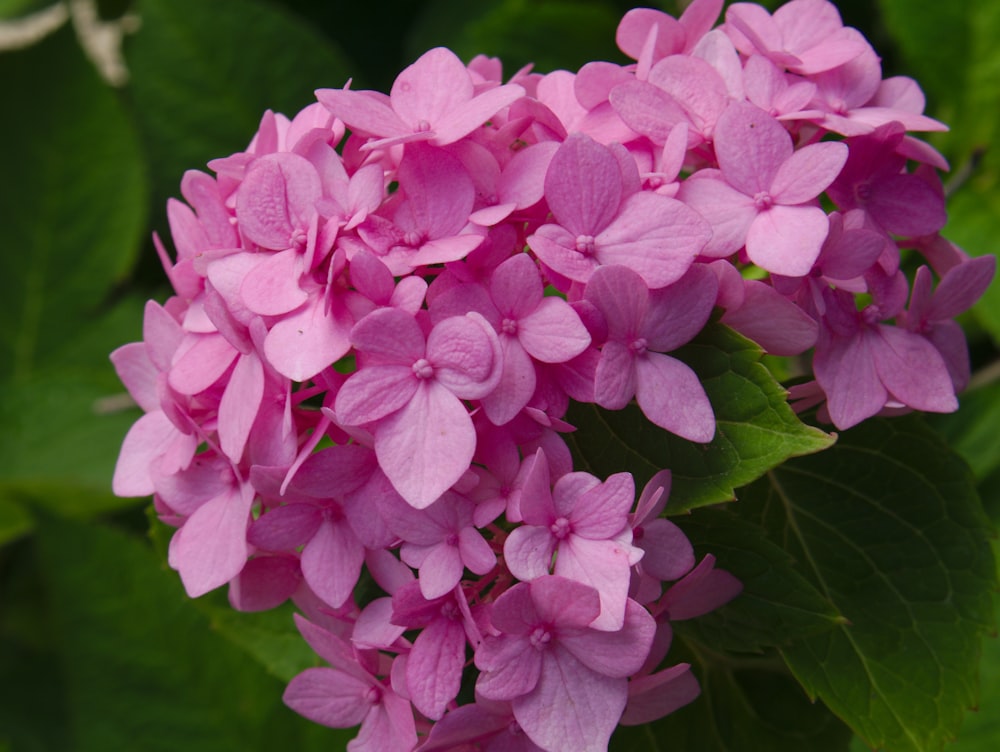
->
527, 133, 711, 288
475, 576, 656, 752
334, 307, 502, 508
317, 47, 525, 150
679, 101, 847, 276
583, 263, 718, 442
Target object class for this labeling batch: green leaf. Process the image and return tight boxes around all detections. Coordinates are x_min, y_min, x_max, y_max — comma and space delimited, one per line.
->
0, 26, 147, 383
32, 511, 354, 752
565, 323, 835, 511
675, 509, 844, 653
740, 416, 996, 752
0, 294, 148, 537
125, 0, 354, 264
926, 380, 1000, 482
407, 0, 626, 74
611, 652, 853, 752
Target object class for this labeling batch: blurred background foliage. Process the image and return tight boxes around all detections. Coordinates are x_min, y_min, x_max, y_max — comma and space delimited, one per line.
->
0, 1, 997, 750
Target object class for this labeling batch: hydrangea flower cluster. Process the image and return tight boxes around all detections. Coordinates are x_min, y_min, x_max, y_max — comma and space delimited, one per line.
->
111, 1, 994, 750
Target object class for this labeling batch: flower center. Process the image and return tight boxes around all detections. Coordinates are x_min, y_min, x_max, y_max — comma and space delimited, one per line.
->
403, 230, 425, 247
629, 337, 648, 356
412, 358, 434, 379
575, 234, 596, 256
550, 516, 571, 540
501, 317, 518, 335
753, 191, 773, 210
855, 182, 873, 205
529, 625, 552, 650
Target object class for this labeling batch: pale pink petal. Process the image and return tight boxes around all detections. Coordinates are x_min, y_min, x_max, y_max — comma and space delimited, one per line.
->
676, 173, 757, 258
635, 353, 715, 442
770, 141, 848, 205
376, 382, 475, 508
435, 84, 526, 145
113, 411, 195, 497
264, 294, 353, 381
745, 204, 828, 277
169, 334, 238, 395
169, 483, 253, 597
110, 343, 159, 413
218, 352, 264, 462
240, 249, 308, 316
416, 542, 465, 600
427, 313, 502, 400
315, 87, 409, 140
555, 537, 633, 630
237, 152, 321, 250
571, 472, 634, 539
491, 253, 542, 318
596, 192, 710, 288
504, 525, 557, 582
714, 101, 792, 195
335, 365, 416, 426
481, 336, 536, 426
476, 636, 543, 701
584, 264, 648, 341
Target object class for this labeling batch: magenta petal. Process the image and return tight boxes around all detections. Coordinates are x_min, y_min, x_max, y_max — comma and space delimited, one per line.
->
584, 264, 648, 341
514, 648, 626, 752
621, 664, 701, 725
351, 306, 426, 364
644, 263, 719, 352
375, 382, 475, 508
561, 599, 656, 678
248, 504, 321, 550
635, 353, 715, 442
434, 83, 526, 144
301, 518, 364, 608
407, 617, 467, 719
815, 330, 886, 430
594, 341, 637, 410
416, 543, 465, 600
638, 519, 695, 581
745, 204, 828, 277
571, 473, 634, 539
391, 47, 473, 126
427, 313, 502, 399
544, 133, 622, 235
476, 635, 543, 702
491, 253, 543, 317
283, 667, 371, 728
518, 296, 592, 363
237, 152, 321, 250
481, 336, 535, 426
335, 365, 417, 426
873, 326, 958, 414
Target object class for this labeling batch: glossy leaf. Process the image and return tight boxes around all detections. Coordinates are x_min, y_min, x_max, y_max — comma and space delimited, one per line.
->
566, 323, 835, 511
741, 416, 996, 752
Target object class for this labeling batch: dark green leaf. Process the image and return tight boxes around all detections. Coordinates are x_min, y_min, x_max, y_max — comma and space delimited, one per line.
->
407, 0, 626, 74
0, 26, 147, 382
675, 509, 844, 653
125, 0, 354, 270
33, 511, 354, 752
741, 416, 996, 752
566, 323, 834, 511
611, 650, 853, 752
926, 380, 1000, 482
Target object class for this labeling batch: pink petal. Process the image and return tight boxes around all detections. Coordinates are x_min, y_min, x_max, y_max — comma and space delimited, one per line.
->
237, 152, 321, 250
770, 141, 848, 205
316, 87, 409, 140
407, 617, 467, 719
597, 192, 710, 288
112, 411, 195, 497
560, 598, 656, 677
514, 648, 626, 752
427, 313, 502, 400
240, 249, 308, 316
335, 365, 417, 426
745, 204, 828, 277
554, 537, 633, 630
264, 294, 353, 381
375, 382, 475, 508
391, 47, 474, 128
873, 326, 958, 413
504, 525, 557, 582
677, 173, 757, 258
714, 101, 792, 195
594, 340, 637, 410
218, 353, 264, 462
544, 134, 622, 236
283, 667, 370, 728
635, 353, 715, 442
168, 483, 254, 597
301, 518, 365, 608
518, 296, 591, 363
